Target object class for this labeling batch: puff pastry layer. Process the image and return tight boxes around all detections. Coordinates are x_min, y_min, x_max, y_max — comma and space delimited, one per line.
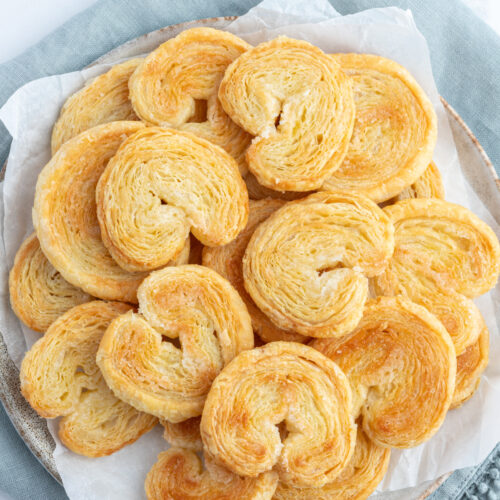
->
273, 427, 390, 500
129, 28, 251, 175
145, 448, 278, 500
312, 296, 456, 448
203, 199, 306, 343
219, 36, 355, 191
243, 191, 394, 338
9, 233, 91, 332
96, 127, 249, 272
51, 59, 141, 153
323, 54, 437, 203
393, 161, 444, 201
33, 121, 148, 302
374, 198, 500, 354
452, 321, 489, 409
201, 342, 356, 488
20, 301, 156, 457
161, 417, 202, 451
97, 265, 253, 422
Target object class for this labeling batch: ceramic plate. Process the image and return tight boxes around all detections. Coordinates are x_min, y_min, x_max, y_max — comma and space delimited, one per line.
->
0, 15, 498, 498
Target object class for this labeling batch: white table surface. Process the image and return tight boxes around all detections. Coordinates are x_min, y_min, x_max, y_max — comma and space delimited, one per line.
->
0, 0, 499, 65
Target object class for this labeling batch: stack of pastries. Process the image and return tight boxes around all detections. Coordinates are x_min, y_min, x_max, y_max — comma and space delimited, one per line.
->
9, 27, 500, 499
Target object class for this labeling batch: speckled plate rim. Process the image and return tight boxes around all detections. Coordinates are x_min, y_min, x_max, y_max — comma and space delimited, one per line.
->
0, 14, 499, 497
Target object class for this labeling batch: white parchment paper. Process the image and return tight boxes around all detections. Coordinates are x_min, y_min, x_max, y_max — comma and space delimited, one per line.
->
0, 0, 499, 498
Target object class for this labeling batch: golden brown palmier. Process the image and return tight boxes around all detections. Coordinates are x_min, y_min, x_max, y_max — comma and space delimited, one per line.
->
273, 427, 390, 500
452, 321, 489, 409
145, 448, 278, 500
243, 191, 394, 338
9, 233, 91, 332
97, 265, 253, 422
201, 342, 356, 488
51, 59, 141, 153
33, 122, 147, 302
96, 127, 249, 272
393, 161, 444, 201
374, 198, 500, 353
219, 37, 355, 191
323, 54, 437, 203
20, 301, 157, 457
312, 296, 456, 448
203, 199, 307, 343
161, 417, 202, 451
129, 28, 251, 174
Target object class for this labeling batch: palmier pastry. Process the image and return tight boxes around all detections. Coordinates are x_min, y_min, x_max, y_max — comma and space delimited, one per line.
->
9, 233, 91, 332
323, 54, 437, 203
97, 265, 253, 422
145, 448, 278, 500
129, 28, 251, 174
243, 191, 394, 338
374, 198, 500, 353
203, 199, 307, 343
20, 301, 157, 457
33, 122, 147, 302
96, 127, 249, 272
51, 59, 141, 153
452, 321, 489, 409
312, 296, 456, 448
161, 417, 202, 451
219, 36, 355, 191
201, 342, 356, 488
273, 427, 390, 500
393, 161, 444, 201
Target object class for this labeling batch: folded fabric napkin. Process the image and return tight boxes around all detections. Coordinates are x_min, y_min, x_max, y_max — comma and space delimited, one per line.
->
0, 1, 499, 499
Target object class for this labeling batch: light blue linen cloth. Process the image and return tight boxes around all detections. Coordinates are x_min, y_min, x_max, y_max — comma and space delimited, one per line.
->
0, 1, 499, 499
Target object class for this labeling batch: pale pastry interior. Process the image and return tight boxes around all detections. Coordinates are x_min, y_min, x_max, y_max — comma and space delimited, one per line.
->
200, 342, 356, 488
312, 296, 456, 448
243, 191, 394, 338
323, 53, 437, 202
9, 233, 91, 332
51, 59, 142, 154
96, 126, 249, 272
19, 301, 157, 457
97, 265, 253, 422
